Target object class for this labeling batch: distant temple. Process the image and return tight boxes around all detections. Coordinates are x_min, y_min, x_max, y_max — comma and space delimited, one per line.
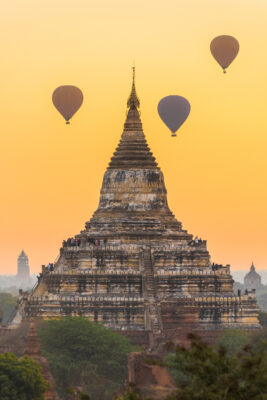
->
17, 250, 30, 283
244, 263, 261, 290
16, 71, 260, 343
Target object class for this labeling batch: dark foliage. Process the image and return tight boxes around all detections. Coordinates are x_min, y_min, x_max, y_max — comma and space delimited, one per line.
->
115, 388, 142, 400
0, 352, 47, 400
215, 329, 251, 355
259, 311, 267, 327
0, 293, 18, 325
67, 386, 91, 400
37, 317, 137, 400
166, 333, 267, 400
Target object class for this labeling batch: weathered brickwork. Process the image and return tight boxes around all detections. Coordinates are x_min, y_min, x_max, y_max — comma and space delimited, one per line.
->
25, 321, 60, 400
18, 74, 260, 344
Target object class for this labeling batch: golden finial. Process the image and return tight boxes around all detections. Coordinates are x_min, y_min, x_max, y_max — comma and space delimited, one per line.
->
127, 65, 140, 109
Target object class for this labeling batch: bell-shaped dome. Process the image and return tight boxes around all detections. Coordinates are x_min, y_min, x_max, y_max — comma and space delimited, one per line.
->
244, 262, 261, 288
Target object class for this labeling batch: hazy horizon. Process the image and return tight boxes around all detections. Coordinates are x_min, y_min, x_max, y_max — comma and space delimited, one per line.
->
1, 257, 266, 285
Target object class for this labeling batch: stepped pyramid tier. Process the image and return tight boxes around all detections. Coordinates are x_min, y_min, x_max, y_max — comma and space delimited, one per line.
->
18, 70, 260, 344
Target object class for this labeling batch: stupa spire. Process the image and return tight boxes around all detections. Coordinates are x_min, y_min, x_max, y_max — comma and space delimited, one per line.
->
108, 68, 157, 169
127, 66, 140, 110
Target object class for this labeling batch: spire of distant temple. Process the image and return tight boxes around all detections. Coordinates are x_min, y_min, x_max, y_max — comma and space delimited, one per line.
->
17, 250, 30, 282
244, 262, 261, 289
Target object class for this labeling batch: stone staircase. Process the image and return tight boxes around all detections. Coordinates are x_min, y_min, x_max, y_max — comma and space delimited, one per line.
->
142, 249, 162, 332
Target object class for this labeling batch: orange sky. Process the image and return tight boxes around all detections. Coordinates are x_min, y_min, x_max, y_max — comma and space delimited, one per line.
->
1, 0, 267, 274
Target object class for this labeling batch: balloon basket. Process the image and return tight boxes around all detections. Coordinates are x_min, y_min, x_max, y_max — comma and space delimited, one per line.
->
171, 133, 177, 137
66, 121, 70, 125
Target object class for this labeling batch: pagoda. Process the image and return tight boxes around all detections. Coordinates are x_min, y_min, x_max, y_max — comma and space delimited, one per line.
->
18, 70, 260, 343
17, 250, 30, 281
244, 263, 262, 290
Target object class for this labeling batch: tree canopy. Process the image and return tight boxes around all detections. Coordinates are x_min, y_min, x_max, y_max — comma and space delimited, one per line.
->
0, 293, 18, 325
215, 329, 252, 355
37, 317, 137, 400
166, 333, 267, 400
259, 311, 267, 328
0, 352, 47, 400
115, 388, 142, 400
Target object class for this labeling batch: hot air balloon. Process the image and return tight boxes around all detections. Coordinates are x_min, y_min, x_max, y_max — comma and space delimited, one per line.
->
52, 85, 83, 124
210, 35, 239, 73
157, 96, 191, 137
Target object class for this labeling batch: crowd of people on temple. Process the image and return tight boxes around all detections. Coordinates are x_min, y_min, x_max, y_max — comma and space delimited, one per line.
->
47, 263, 54, 271
211, 263, 223, 271
37, 263, 55, 282
62, 237, 108, 247
189, 236, 204, 245
63, 238, 81, 247
237, 288, 252, 297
